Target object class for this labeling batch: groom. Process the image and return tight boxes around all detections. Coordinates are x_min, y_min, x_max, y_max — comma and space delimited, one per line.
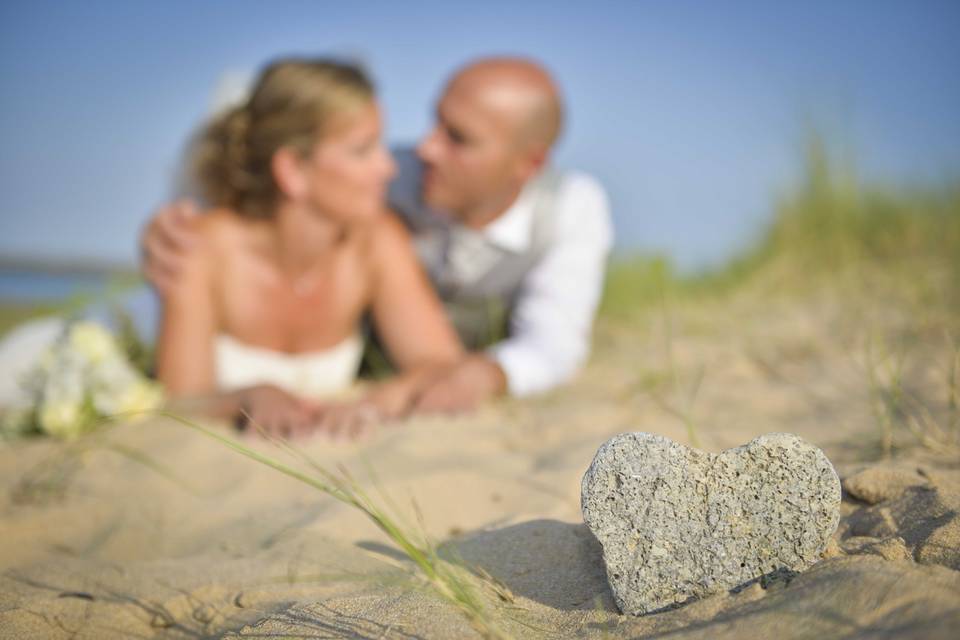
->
143, 56, 613, 412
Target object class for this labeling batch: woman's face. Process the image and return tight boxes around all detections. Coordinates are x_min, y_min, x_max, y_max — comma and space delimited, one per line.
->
300, 102, 396, 223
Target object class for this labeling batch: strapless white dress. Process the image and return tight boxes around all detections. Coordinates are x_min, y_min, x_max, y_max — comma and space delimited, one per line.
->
214, 333, 363, 399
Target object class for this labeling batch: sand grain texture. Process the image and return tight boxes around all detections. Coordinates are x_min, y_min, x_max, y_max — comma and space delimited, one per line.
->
2, 284, 959, 638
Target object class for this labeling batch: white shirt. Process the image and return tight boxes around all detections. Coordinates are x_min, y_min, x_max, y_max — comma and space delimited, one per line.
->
388, 152, 613, 396
483, 171, 613, 396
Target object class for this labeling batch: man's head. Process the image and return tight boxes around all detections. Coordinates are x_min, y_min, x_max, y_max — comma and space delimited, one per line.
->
416, 57, 563, 224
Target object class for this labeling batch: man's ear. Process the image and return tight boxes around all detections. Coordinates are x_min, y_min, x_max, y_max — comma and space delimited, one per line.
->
272, 147, 308, 200
515, 145, 549, 183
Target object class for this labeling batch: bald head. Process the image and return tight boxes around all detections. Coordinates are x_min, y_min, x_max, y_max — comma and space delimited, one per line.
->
417, 57, 564, 223
446, 57, 563, 151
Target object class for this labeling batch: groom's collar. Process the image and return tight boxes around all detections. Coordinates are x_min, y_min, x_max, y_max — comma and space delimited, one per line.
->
477, 178, 539, 254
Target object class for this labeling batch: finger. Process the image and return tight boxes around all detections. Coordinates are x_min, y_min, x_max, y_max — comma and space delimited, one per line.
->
141, 201, 191, 260
336, 409, 361, 441
143, 232, 187, 278
323, 409, 345, 442
141, 225, 180, 288
172, 198, 199, 220
291, 409, 315, 439
354, 404, 381, 435
340, 407, 371, 439
255, 412, 276, 438
291, 402, 315, 436
157, 201, 199, 251
298, 397, 323, 416
347, 411, 373, 441
280, 407, 302, 439
301, 407, 322, 438
158, 217, 198, 253
143, 257, 181, 294
143, 264, 178, 297
311, 408, 337, 440
268, 415, 291, 440
326, 408, 352, 442
257, 411, 287, 440
413, 388, 445, 414
286, 411, 305, 438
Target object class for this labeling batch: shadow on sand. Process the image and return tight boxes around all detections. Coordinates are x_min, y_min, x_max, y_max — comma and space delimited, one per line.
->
441, 518, 617, 612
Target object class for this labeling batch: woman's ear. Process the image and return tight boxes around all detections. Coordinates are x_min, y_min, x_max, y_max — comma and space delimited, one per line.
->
271, 147, 308, 200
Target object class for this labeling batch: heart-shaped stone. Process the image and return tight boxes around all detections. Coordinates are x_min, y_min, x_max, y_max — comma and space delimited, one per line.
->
581, 433, 841, 615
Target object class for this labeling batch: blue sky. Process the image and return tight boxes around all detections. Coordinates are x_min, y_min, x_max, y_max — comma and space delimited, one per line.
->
1, 0, 958, 270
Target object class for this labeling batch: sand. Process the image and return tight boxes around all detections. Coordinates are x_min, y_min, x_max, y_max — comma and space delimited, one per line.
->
1, 278, 959, 639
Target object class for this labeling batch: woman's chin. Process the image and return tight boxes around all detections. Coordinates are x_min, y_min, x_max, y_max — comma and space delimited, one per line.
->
354, 200, 387, 220
307, 202, 379, 226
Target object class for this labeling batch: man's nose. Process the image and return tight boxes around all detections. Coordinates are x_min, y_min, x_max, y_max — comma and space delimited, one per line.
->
416, 127, 441, 163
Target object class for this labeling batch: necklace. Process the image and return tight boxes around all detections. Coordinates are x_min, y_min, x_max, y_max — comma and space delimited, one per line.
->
279, 230, 346, 298
291, 264, 324, 297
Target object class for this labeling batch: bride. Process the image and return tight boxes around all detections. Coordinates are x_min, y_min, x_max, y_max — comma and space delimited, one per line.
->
157, 57, 463, 437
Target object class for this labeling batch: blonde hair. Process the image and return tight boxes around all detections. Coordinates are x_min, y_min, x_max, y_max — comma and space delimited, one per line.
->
188, 58, 374, 218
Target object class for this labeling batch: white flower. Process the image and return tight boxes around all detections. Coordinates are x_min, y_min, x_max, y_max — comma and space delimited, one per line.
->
38, 396, 85, 439
38, 362, 86, 436
90, 357, 139, 414
113, 380, 164, 417
37, 348, 57, 375
16, 319, 164, 438
68, 322, 121, 365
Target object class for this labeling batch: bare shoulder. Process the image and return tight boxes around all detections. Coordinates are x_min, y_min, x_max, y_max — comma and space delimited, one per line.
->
357, 209, 416, 261
192, 208, 246, 244
372, 208, 414, 245
187, 207, 266, 263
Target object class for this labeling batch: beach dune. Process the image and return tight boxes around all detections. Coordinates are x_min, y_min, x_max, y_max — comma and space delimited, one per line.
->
1, 283, 959, 639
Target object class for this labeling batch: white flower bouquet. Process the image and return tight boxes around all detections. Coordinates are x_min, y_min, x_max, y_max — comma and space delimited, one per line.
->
3, 321, 163, 439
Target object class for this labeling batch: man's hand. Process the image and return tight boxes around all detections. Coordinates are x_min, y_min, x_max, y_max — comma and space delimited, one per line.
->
140, 200, 200, 295
413, 353, 507, 414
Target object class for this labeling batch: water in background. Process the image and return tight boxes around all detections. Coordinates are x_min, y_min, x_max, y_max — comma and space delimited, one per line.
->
0, 267, 158, 342
0, 268, 114, 302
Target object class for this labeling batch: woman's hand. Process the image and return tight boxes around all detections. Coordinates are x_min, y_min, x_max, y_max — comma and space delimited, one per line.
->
309, 378, 421, 440
234, 384, 318, 439
236, 386, 383, 442
312, 400, 382, 441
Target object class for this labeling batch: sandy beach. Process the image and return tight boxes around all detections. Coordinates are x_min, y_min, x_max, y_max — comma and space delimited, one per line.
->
1, 267, 959, 639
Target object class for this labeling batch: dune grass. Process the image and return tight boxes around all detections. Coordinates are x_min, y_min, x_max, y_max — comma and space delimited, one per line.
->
157, 411, 517, 640
600, 134, 960, 321
601, 133, 960, 458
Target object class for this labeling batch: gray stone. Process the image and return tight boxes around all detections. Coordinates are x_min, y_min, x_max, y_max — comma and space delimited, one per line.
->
581, 432, 841, 615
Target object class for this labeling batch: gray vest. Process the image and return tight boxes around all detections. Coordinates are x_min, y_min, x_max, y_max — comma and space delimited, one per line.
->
388, 148, 562, 350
